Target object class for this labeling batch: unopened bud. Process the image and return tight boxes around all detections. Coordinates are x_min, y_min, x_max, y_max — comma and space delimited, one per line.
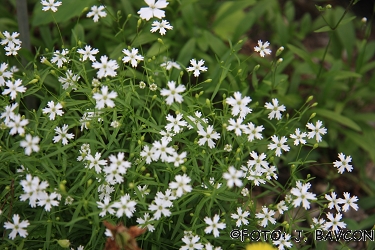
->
276, 46, 284, 56
254, 64, 260, 71
306, 95, 313, 103
361, 17, 367, 24
137, 19, 142, 28
326, 4, 332, 9
157, 38, 164, 44
309, 113, 316, 120
57, 239, 70, 248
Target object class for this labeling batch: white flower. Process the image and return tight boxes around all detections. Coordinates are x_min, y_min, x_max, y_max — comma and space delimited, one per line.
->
268, 135, 290, 157
137, 0, 169, 21
0, 62, 13, 86
2, 79, 26, 100
1, 102, 18, 124
7, 114, 29, 136
41, 0, 62, 12
311, 217, 326, 230
324, 212, 346, 232
339, 192, 359, 212
169, 174, 192, 197
20, 134, 40, 155
37, 192, 60, 211
160, 60, 180, 70
180, 234, 203, 250
254, 40, 271, 57
3, 214, 29, 240
247, 151, 268, 173
165, 113, 187, 133
333, 153, 353, 174
231, 207, 250, 227
255, 206, 276, 227
77, 45, 99, 61
223, 166, 243, 188
86, 152, 107, 174
97, 197, 115, 217
1, 31, 21, 47
148, 197, 171, 219
325, 191, 343, 212
58, 69, 80, 90
151, 20, 173, 35
197, 123, 220, 149
5, 43, 21, 56
152, 138, 175, 162
149, 83, 157, 91
160, 81, 186, 105
51, 49, 69, 68
187, 59, 207, 77
204, 214, 226, 238
264, 98, 286, 120
289, 128, 307, 146
136, 213, 155, 232
92, 55, 119, 78
226, 92, 252, 118
290, 181, 316, 210
167, 151, 187, 167
226, 118, 246, 136
93, 86, 118, 110
140, 145, 155, 164
112, 194, 137, 218
273, 233, 293, 250
243, 122, 264, 142
42, 101, 64, 120
122, 48, 144, 68
306, 120, 327, 143
87, 5, 107, 22
276, 200, 288, 214
53, 124, 74, 145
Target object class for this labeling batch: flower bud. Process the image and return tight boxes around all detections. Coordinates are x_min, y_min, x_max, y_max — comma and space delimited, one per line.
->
306, 95, 313, 103
254, 64, 260, 71
326, 4, 332, 9
309, 113, 316, 120
137, 19, 142, 28
277, 58, 283, 65
157, 38, 164, 44
205, 99, 211, 106
128, 182, 135, 189
313, 143, 319, 149
361, 17, 367, 24
57, 239, 70, 248
203, 78, 212, 83
28, 79, 39, 84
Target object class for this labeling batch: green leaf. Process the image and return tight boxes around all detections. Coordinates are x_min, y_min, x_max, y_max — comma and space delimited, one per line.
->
314, 16, 356, 32
314, 108, 362, 132
177, 37, 195, 66
333, 71, 362, 80
287, 44, 318, 73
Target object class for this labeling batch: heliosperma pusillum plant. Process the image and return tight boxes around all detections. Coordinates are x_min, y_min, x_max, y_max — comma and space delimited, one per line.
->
0, 1, 359, 249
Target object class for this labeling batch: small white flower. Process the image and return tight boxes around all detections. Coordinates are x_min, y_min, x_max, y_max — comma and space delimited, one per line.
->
92, 55, 119, 79
324, 212, 346, 232
2, 79, 26, 100
3, 214, 30, 240
204, 214, 226, 238
53, 124, 74, 145
187, 59, 207, 77
268, 135, 290, 157
290, 181, 316, 210
112, 194, 137, 218
169, 174, 192, 197
306, 120, 327, 143
254, 40, 272, 57
41, 0, 62, 12
151, 20, 173, 35
255, 206, 276, 227
93, 86, 118, 110
87, 5, 107, 22
51, 49, 69, 68
333, 153, 353, 174
226, 92, 252, 118
197, 123, 220, 149
223, 166, 243, 188
122, 48, 144, 68
42, 101, 64, 120
160, 81, 186, 105
339, 192, 359, 212
290, 128, 307, 146
77, 45, 99, 62
231, 207, 250, 227
20, 134, 40, 155
137, 0, 169, 21
264, 98, 286, 120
